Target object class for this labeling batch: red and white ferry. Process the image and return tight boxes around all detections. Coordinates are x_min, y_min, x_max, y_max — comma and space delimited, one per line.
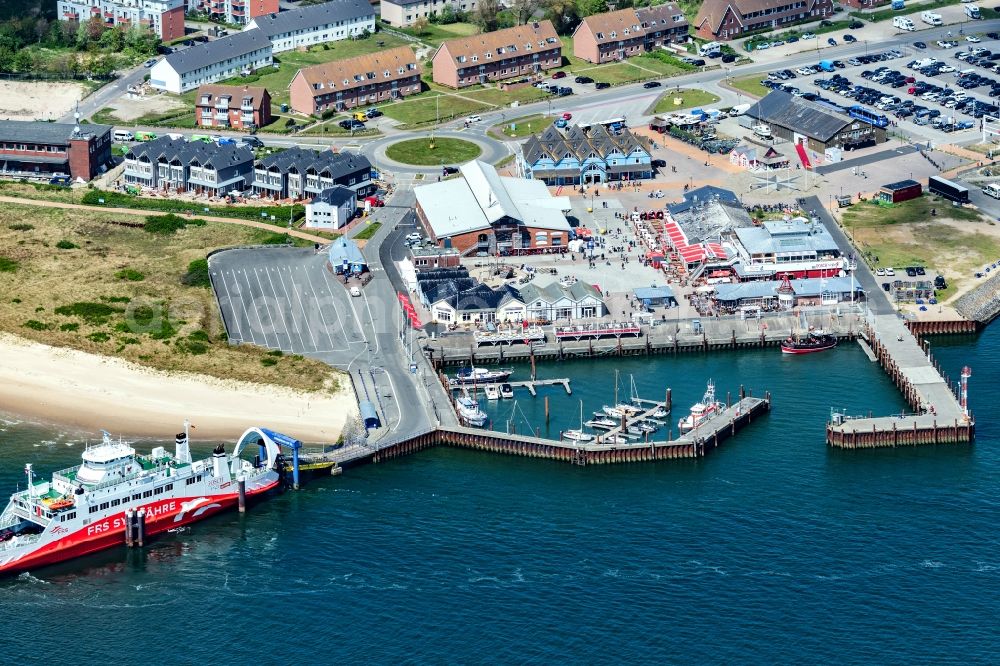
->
0, 423, 283, 576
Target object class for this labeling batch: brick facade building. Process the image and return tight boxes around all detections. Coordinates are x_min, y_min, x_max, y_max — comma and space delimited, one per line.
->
573, 5, 688, 64
694, 0, 833, 41
431, 21, 561, 89
0, 120, 112, 182
289, 46, 421, 115
195, 85, 272, 130
57, 0, 185, 41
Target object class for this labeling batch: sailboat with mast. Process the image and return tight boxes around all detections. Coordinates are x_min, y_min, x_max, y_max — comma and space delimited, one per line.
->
563, 400, 594, 443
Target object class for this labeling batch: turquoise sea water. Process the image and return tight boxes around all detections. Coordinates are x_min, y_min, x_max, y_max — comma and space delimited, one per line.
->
1, 327, 997, 662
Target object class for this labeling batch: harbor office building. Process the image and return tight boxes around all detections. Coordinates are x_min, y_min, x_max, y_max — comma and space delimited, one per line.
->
743, 90, 886, 154
520, 124, 653, 185
0, 120, 112, 182
431, 21, 561, 89
729, 217, 851, 280
414, 160, 572, 256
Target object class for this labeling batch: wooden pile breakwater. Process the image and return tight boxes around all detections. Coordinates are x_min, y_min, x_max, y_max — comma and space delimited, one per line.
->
368, 394, 771, 466
826, 314, 974, 448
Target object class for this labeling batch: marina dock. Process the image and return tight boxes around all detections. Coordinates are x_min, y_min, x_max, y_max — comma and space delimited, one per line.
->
826, 314, 974, 448
295, 391, 770, 470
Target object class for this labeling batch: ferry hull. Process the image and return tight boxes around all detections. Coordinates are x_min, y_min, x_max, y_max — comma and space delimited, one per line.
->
0, 480, 278, 577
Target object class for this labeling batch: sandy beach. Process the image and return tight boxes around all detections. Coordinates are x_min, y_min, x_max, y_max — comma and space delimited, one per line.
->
0, 333, 355, 444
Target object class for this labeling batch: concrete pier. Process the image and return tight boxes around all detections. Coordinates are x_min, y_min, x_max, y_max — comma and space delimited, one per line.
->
826, 314, 974, 448
296, 394, 770, 469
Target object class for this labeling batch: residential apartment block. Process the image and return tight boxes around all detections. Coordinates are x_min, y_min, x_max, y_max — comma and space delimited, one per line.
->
122, 136, 255, 197
0, 120, 112, 182
245, 0, 375, 53
188, 0, 279, 26
149, 29, 273, 94
288, 46, 420, 115
380, 0, 478, 28
195, 85, 272, 130
520, 124, 652, 185
432, 20, 561, 89
573, 5, 688, 64
56, 0, 185, 41
694, 0, 833, 40
252, 147, 374, 200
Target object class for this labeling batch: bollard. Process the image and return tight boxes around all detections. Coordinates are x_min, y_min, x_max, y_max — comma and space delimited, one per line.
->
545, 396, 550, 424
136, 509, 146, 548
124, 508, 134, 548
238, 477, 247, 513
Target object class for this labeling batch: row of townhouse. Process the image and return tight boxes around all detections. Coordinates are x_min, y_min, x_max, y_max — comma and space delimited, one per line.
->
431, 21, 561, 89
123, 138, 373, 200
419, 273, 607, 325
188, 0, 278, 26
520, 124, 652, 186
252, 146, 375, 200
693, 0, 834, 41
572, 5, 688, 64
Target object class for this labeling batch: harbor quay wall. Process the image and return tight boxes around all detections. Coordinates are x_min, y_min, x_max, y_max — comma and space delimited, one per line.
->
905, 319, 979, 336
825, 418, 975, 449
354, 396, 772, 467
954, 270, 1000, 324
425, 316, 861, 367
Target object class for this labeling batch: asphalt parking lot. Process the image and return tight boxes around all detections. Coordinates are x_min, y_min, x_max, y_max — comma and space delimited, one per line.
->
760, 31, 1000, 142
209, 247, 368, 361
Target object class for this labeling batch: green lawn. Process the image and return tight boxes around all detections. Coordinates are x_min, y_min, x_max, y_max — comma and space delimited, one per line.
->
385, 137, 482, 165
298, 117, 381, 137
354, 221, 382, 240
490, 114, 554, 138
399, 22, 480, 47
653, 89, 721, 113
462, 85, 552, 107
381, 93, 489, 127
217, 34, 413, 107
729, 75, 769, 99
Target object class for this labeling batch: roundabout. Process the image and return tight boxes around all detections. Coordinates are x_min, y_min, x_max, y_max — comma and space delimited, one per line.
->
384, 137, 482, 166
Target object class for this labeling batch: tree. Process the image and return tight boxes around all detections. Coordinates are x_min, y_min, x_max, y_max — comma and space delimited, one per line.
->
411, 16, 431, 36
33, 17, 48, 44
577, 0, 608, 17
12, 48, 33, 73
98, 26, 125, 52
545, 0, 581, 34
508, 0, 539, 25
473, 0, 501, 32
0, 46, 14, 73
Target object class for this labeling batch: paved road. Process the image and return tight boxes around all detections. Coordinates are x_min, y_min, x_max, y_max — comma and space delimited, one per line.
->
65, 64, 151, 124
803, 194, 894, 316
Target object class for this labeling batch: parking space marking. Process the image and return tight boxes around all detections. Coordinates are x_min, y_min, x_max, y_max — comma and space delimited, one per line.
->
279, 266, 321, 352
215, 270, 247, 344
301, 266, 342, 351
254, 267, 293, 352
240, 268, 279, 350
262, 266, 305, 352
318, 267, 356, 343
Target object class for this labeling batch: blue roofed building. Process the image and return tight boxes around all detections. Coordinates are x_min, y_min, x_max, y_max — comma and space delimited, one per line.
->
634, 286, 677, 308
520, 124, 652, 185
713, 276, 862, 310
327, 237, 367, 274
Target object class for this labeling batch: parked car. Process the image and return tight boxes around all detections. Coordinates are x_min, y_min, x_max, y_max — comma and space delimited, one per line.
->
844, 34, 857, 43
144, 58, 157, 67
652, 158, 667, 168
643, 81, 662, 88
721, 54, 736, 63
442, 166, 459, 176
366, 108, 383, 118
802, 32, 816, 39
574, 75, 594, 84
561, 112, 572, 120
552, 71, 567, 79
595, 81, 611, 90
914, 41, 927, 49
828, 37, 838, 46
849, 20, 864, 29
557, 86, 573, 96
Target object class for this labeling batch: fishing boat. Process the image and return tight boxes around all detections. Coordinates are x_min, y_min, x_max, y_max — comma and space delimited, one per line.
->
451, 366, 513, 385
499, 383, 514, 399
781, 330, 838, 354
456, 396, 488, 427
0, 423, 282, 577
678, 380, 722, 434
483, 384, 501, 401
564, 401, 594, 442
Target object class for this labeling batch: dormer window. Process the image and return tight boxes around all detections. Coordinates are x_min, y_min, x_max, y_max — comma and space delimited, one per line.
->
623, 29, 629, 35
457, 55, 466, 63
472, 54, 478, 62
200, 95, 210, 104
610, 31, 616, 38
596, 32, 604, 39
485, 52, 492, 59
384, 70, 390, 77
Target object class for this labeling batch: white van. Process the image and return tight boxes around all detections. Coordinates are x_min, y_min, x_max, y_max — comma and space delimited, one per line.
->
921, 11, 943, 25
699, 41, 722, 57
983, 183, 1000, 199
112, 130, 134, 142
965, 4, 981, 18
893, 16, 915, 31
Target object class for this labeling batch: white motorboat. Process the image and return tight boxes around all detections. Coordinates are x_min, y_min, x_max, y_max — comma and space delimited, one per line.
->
585, 417, 618, 429
499, 383, 514, 399
456, 397, 488, 427
678, 380, 722, 434
563, 430, 594, 442
483, 384, 501, 401
452, 366, 513, 385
